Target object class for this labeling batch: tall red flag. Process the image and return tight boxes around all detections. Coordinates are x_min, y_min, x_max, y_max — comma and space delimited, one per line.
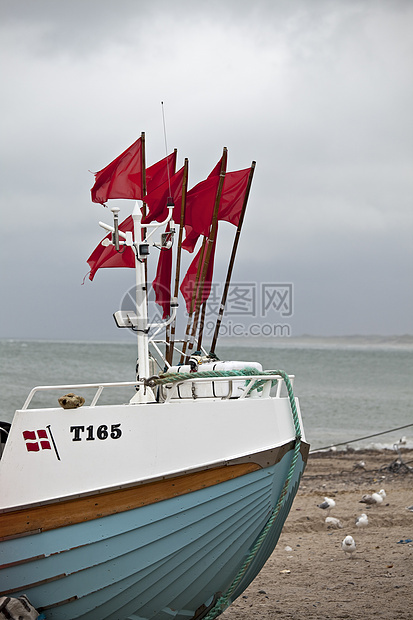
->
145, 151, 176, 195
87, 152, 178, 280
182, 166, 251, 251
217, 167, 251, 226
181, 176, 220, 251
181, 156, 224, 252
142, 166, 185, 224
207, 157, 224, 179
91, 138, 143, 204
180, 235, 217, 314
91, 143, 176, 205
152, 225, 173, 318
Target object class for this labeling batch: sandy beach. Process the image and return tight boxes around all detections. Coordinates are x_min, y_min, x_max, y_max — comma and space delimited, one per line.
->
221, 449, 413, 620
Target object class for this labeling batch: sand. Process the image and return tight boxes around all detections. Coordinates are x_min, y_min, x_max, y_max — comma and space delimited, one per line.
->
221, 449, 413, 620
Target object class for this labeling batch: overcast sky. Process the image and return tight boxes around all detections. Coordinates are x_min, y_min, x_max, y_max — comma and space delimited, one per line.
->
1, 0, 412, 342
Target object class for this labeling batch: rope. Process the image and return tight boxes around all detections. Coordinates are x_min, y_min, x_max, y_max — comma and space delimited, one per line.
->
199, 370, 302, 619
145, 367, 281, 390
310, 423, 413, 453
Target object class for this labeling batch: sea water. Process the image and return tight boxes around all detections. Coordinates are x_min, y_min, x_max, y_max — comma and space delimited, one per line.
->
0, 338, 412, 452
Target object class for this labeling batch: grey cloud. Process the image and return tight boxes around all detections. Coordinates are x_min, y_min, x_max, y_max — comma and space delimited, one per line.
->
0, 0, 412, 339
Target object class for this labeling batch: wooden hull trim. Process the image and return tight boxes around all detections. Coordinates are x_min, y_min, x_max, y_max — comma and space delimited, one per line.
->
0, 441, 309, 542
0, 463, 258, 542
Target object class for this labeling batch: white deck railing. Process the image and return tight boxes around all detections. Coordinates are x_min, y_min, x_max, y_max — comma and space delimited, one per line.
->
20, 373, 294, 410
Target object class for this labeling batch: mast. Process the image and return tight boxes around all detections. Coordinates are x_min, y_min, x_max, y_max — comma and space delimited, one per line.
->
132, 204, 151, 384
128, 201, 178, 401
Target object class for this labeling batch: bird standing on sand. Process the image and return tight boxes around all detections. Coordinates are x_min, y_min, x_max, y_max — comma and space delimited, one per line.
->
342, 535, 356, 558
360, 492, 383, 506
355, 513, 368, 529
317, 496, 336, 515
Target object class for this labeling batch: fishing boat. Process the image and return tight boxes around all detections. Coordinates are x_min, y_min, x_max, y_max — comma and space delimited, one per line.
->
0, 135, 309, 620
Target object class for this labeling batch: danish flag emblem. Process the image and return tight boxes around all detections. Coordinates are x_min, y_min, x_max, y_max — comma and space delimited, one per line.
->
22, 426, 60, 460
23, 429, 52, 452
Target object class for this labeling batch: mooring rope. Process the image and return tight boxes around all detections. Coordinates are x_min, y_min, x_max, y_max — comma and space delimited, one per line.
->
310, 423, 413, 453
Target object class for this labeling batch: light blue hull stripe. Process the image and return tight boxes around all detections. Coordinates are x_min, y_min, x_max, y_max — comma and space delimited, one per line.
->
1, 449, 305, 620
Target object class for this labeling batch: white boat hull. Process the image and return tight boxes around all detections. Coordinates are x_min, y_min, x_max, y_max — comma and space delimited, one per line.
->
0, 379, 308, 619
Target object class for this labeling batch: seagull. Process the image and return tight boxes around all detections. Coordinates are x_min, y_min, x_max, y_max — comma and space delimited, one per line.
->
342, 535, 356, 558
325, 516, 343, 529
360, 492, 383, 506
317, 496, 336, 515
406, 505, 413, 512
355, 513, 368, 529
378, 488, 386, 499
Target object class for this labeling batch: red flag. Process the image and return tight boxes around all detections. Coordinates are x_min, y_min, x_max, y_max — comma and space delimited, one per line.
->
91, 141, 176, 205
180, 226, 199, 253
152, 225, 173, 318
87, 215, 135, 281
183, 166, 251, 251
181, 156, 225, 252
217, 167, 251, 226
142, 166, 185, 224
180, 235, 217, 314
91, 138, 143, 204
146, 151, 176, 193
87, 152, 177, 280
207, 156, 224, 179
181, 176, 220, 251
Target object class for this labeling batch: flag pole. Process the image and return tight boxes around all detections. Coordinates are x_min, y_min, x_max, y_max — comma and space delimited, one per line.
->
185, 147, 227, 360
166, 157, 188, 366
196, 301, 208, 351
179, 236, 207, 363
164, 149, 178, 365
209, 161, 255, 355
185, 235, 216, 360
